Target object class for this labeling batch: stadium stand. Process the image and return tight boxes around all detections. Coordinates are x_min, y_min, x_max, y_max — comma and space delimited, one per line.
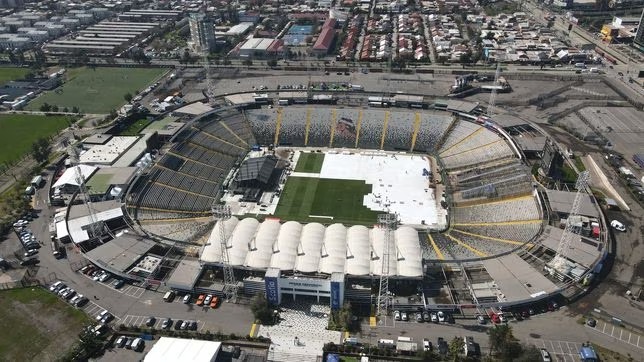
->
453, 222, 541, 244
451, 196, 540, 224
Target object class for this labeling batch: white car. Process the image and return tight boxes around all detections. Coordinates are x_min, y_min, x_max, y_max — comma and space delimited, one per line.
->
430, 312, 438, 323
394, 310, 401, 321
540, 348, 552, 362
610, 220, 626, 232
401, 312, 408, 321
437, 311, 445, 323
49, 281, 63, 292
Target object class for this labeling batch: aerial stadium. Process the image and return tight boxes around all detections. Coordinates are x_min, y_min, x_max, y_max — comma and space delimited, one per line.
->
119, 97, 606, 313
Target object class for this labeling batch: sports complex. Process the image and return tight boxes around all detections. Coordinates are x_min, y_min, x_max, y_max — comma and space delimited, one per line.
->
72, 94, 607, 314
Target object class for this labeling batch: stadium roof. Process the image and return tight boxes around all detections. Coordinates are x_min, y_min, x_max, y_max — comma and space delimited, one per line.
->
173, 102, 213, 116
201, 217, 423, 277
79, 136, 138, 165
545, 190, 599, 218
144, 337, 221, 362
537, 226, 600, 268
142, 116, 185, 137
482, 253, 559, 301
85, 167, 137, 195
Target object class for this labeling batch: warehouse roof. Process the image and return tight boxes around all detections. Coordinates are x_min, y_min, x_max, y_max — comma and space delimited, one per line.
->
546, 189, 599, 218
144, 337, 221, 362
201, 217, 423, 277
240, 38, 274, 51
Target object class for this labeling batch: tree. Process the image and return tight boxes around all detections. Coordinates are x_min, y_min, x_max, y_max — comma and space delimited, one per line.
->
488, 324, 523, 361
71, 106, 80, 114
31, 137, 51, 163
51, 105, 59, 112
449, 337, 464, 360
250, 293, 275, 324
63, 107, 69, 113
109, 109, 118, 119
328, 303, 357, 332
39, 103, 51, 112
124, 92, 133, 103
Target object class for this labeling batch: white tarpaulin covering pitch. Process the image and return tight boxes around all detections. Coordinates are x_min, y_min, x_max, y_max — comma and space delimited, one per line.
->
319, 152, 437, 225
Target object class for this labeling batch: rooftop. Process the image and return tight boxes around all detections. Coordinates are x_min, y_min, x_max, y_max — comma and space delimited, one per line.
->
166, 258, 202, 290
546, 189, 599, 218
85, 167, 137, 195
482, 253, 559, 301
84, 232, 156, 274
79, 136, 139, 165
142, 116, 185, 137
143, 337, 221, 362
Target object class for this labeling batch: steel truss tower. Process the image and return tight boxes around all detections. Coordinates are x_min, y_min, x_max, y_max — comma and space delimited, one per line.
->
212, 205, 237, 301
549, 171, 590, 278
68, 145, 106, 242
376, 213, 397, 318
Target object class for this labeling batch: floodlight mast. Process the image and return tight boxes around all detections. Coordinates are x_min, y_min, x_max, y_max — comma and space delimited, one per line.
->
67, 144, 105, 242
212, 204, 237, 302
549, 171, 590, 277
376, 213, 397, 319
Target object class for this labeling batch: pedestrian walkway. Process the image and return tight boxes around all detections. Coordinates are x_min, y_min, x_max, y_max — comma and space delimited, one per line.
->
257, 301, 341, 362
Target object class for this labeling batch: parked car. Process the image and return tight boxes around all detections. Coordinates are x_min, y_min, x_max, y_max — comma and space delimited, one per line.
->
477, 315, 486, 324
115, 336, 127, 348
112, 279, 125, 289
99, 272, 111, 283
437, 311, 446, 323
96, 310, 110, 322
125, 337, 134, 349
183, 294, 191, 304
401, 312, 408, 321
210, 296, 219, 308
586, 318, 597, 327
20, 258, 40, 266
394, 310, 401, 321
24, 249, 38, 258
189, 320, 197, 330
437, 337, 448, 354
161, 318, 172, 329
174, 319, 184, 330
611, 220, 626, 232
196, 294, 206, 306
180, 320, 189, 330
204, 294, 213, 306
75, 296, 88, 307
423, 338, 432, 351
422, 311, 430, 322
145, 316, 156, 327
540, 348, 552, 362
50, 281, 64, 292
430, 312, 438, 323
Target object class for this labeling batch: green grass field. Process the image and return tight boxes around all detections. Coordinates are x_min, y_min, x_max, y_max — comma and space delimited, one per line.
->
27, 67, 167, 114
274, 177, 379, 224
0, 288, 90, 361
294, 152, 325, 173
0, 114, 72, 165
116, 118, 152, 136
0, 67, 31, 84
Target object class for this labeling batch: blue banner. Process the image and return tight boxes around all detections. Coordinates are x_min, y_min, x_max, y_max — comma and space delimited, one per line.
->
265, 276, 279, 305
330, 281, 341, 310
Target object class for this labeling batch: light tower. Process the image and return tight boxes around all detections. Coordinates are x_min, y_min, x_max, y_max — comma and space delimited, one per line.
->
212, 205, 237, 301
376, 213, 397, 319
487, 63, 501, 117
67, 144, 106, 242
548, 171, 590, 279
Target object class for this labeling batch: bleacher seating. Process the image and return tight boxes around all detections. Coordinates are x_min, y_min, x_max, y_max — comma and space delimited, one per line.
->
452, 197, 540, 224
454, 223, 540, 244
449, 232, 517, 256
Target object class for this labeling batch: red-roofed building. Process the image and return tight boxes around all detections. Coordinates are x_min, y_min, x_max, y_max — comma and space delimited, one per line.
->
312, 18, 337, 55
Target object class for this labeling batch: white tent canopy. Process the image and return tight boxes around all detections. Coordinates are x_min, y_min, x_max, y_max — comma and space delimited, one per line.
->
53, 165, 98, 189
200, 217, 423, 277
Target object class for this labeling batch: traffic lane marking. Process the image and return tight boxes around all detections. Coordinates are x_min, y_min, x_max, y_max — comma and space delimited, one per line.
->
585, 324, 644, 349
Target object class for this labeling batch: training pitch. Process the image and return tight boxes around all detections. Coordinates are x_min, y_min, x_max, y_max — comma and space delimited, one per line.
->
0, 67, 31, 84
27, 67, 167, 114
0, 114, 71, 165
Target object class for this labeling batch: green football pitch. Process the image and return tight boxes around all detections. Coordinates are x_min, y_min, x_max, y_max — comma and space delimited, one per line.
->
27, 67, 167, 114
294, 152, 325, 173
0, 114, 71, 165
274, 177, 379, 225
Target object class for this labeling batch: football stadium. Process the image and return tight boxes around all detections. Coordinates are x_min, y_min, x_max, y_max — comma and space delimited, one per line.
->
119, 100, 605, 313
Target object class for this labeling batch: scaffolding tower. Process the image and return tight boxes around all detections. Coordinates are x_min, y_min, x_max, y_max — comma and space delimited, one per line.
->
67, 144, 106, 243
376, 213, 397, 319
212, 205, 237, 301
547, 171, 590, 280
487, 63, 501, 117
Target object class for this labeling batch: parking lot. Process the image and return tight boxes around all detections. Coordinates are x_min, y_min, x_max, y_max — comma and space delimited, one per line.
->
586, 320, 643, 350
530, 339, 584, 362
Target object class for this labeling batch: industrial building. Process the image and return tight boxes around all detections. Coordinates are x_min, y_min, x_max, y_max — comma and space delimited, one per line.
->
189, 13, 215, 54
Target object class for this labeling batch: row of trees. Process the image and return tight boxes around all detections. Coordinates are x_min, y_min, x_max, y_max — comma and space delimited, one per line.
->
39, 103, 80, 114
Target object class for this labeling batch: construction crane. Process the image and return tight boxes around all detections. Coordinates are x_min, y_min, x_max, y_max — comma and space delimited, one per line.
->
212, 205, 237, 302
547, 171, 590, 280
376, 213, 397, 320
487, 63, 501, 117
67, 144, 106, 243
